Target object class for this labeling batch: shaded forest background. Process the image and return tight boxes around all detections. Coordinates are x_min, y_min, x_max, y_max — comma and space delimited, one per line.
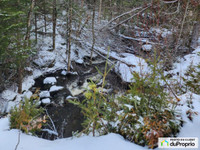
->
0, 0, 199, 92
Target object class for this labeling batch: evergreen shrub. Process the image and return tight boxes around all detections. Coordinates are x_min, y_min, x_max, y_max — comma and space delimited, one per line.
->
10, 97, 45, 134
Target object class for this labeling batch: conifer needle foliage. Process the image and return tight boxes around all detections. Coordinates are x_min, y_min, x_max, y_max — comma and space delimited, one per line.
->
10, 97, 45, 134
69, 54, 181, 148
183, 53, 200, 94
116, 58, 181, 148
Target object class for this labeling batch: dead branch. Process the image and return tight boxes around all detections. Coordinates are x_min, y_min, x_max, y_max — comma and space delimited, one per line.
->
109, 4, 151, 30
175, 0, 189, 54
163, 1, 180, 15
15, 128, 21, 150
119, 34, 164, 46
45, 108, 58, 135
99, 5, 144, 31
77, 15, 90, 36
161, 0, 178, 4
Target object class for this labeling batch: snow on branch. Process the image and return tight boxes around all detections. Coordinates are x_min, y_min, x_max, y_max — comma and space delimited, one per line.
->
119, 34, 164, 46
99, 5, 147, 31
109, 4, 151, 30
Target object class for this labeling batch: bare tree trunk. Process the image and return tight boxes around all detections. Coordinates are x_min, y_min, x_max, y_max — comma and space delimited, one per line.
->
81, 0, 84, 7
17, 31, 23, 94
52, 0, 57, 50
67, 4, 72, 72
17, 25, 23, 94
190, 15, 200, 50
98, 0, 102, 23
109, 0, 112, 20
77, 15, 90, 36
25, 0, 35, 44
35, 12, 37, 43
90, 0, 96, 62
174, 0, 189, 54
17, 66, 23, 94
17, 0, 35, 94
44, 0, 47, 33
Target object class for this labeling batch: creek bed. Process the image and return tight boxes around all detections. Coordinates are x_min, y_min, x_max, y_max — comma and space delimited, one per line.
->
30, 61, 128, 140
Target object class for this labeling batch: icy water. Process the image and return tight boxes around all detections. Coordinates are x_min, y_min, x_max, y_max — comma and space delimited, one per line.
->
30, 60, 128, 140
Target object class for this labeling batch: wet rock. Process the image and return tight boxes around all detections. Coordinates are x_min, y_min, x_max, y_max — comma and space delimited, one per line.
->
61, 42, 66, 45
68, 79, 89, 96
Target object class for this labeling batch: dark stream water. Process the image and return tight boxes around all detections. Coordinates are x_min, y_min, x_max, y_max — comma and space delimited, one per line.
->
30, 60, 128, 140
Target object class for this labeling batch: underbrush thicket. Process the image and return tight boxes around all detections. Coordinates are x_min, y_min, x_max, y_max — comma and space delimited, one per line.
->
116, 62, 180, 148
182, 55, 200, 94
10, 95, 46, 134
69, 57, 183, 148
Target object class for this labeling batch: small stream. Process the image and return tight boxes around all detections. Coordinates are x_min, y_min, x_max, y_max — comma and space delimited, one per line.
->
30, 59, 128, 140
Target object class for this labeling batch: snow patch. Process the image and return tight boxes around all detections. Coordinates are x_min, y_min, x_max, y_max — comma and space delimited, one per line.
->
2, 90, 17, 101
176, 93, 200, 140
0, 117, 146, 150
166, 47, 200, 80
23, 91, 33, 99
115, 62, 133, 83
115, 54, 149, 82
61, 70, 67, 75
150, 27, 172, 38
5, 101, 17, 113
43, 77, 57, 85
39, 91, 50, 98
33, 51, 55, 67
41, 98, 51, 104
49, 86, 64, 92
75, 58, 84, 64
66, 95, 77, 100
142, 44, 152, 52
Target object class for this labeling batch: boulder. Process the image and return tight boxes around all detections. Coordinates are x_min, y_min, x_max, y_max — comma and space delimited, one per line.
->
49, 86, 64, 92
39, 91, 50, 98
43, 77, 57, 85
41, 98, 51, 104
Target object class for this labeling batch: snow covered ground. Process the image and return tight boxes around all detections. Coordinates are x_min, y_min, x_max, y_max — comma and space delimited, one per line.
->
0, 91, 199, 150
0, 45, 200, 149
0, 118, 145, 150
